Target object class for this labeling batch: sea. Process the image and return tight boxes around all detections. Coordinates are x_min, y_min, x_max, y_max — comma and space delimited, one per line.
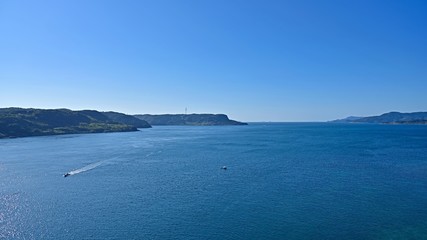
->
1, 123, 427, 239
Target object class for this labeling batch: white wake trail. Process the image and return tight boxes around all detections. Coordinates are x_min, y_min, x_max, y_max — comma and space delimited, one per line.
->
64, 150, 161, 177
67, 161, 104, 176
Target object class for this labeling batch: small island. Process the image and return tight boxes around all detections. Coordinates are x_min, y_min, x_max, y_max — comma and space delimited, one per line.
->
134, 114, 248, 126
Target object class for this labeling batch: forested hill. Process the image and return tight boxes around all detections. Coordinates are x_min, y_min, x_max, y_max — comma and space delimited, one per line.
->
102, 111, 152, 128
0, 108, 151, 138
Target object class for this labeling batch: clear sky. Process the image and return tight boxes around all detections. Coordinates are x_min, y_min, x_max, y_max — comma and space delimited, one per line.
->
1, 0, 426, 121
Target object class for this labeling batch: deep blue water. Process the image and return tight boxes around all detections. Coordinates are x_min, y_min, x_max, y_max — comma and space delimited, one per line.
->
1, 123, 427, 239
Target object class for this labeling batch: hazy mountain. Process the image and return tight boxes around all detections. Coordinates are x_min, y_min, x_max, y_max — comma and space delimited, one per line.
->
331, 112, 427, 124
330, 116, 363, 123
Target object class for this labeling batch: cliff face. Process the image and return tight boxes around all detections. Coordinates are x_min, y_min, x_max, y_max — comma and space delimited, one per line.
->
134, 114, 247, 126
0, 108, 148, 138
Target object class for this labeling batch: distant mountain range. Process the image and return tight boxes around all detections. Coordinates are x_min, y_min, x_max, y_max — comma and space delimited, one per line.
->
331, 112, 427, 124
134, 114, 247, 126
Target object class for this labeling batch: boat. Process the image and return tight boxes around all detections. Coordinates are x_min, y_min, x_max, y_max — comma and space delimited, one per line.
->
63, 173, 70, 177
221, 166, 227, 170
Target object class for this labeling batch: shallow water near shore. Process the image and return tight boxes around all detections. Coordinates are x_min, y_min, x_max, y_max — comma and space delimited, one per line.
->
1, 123, 427, 239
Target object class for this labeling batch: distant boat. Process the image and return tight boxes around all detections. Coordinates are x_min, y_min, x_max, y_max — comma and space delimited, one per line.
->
221, 166, 227, 170
63, 173, 70, 177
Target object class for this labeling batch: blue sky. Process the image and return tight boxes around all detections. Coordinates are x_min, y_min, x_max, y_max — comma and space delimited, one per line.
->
1, 0, 426, 121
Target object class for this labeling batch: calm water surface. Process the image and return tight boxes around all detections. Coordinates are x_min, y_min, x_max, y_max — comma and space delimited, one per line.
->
1, 123, 427, 239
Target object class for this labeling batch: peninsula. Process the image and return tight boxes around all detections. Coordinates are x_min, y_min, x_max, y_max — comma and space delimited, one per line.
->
0, 108, 151, 138
0, 108, 247, 139
134, 114, 248, 126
